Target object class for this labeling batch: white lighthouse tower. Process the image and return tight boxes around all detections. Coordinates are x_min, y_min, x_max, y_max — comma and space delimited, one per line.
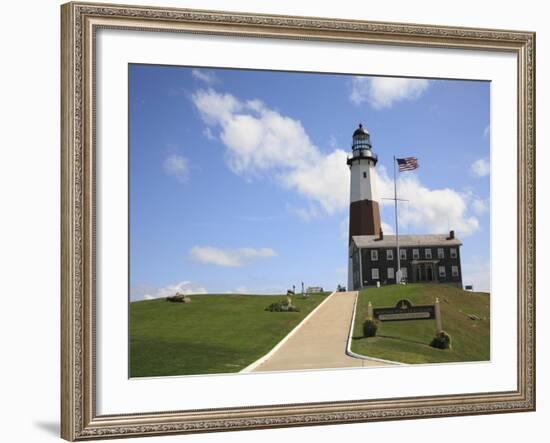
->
347, 124, 382, 289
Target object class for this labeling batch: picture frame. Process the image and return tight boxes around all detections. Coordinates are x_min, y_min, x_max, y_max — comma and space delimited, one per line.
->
60, 1, 536, 440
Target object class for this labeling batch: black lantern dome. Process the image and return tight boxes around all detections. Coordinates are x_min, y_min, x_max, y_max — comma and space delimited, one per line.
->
352, 123, 370, 138
352, 124, 372, 150
348, 123, 377, 165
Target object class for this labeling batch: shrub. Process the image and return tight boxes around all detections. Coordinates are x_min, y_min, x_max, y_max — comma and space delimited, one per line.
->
362, 318, 379, 337
430, 331, 452, 349
265, 300, 300, 312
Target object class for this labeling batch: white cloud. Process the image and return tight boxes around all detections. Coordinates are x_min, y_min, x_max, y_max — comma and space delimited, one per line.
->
471, 158, 490, 177
472, 198, 489, 215
192, 88, 243, 125
163, 154, 190, 182
283, 150, 350, 213
381, 221, 394, 234
376, 167, 480, 237
350, 77, 429, 109
192, 88, 346, 212
191, 69, 219, 85
203, 127, 216, 141
141, 280, 208, 300
189, 246, 277, 267
192, 89, 481, 237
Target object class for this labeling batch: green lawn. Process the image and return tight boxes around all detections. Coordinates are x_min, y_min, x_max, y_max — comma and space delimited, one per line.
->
130, 293, 328, 377
351, 284, 490, 364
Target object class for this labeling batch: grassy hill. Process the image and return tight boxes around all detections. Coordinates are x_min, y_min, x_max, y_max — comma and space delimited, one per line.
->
130, 293, 328, 377
351, 284, 490, 364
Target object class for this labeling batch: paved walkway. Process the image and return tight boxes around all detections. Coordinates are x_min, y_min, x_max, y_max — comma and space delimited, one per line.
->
251, 291, 390, 372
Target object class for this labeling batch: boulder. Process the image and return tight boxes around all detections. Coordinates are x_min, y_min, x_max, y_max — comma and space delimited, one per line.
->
166, 293, 191, 303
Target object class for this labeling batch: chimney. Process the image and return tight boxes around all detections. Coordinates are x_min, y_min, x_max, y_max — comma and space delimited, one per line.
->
449, 230, 455, 239
379, 228, 384, 240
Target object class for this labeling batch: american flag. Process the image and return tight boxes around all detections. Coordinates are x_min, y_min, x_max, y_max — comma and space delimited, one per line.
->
397, 157, 419, 172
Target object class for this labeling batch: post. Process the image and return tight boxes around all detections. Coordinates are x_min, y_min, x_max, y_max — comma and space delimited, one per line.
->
368, 301, 374, 319
394, 156, 402, 283
435, 297, 443, 332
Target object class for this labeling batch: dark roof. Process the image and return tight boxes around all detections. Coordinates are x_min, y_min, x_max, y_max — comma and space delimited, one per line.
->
352, 234, 462, 248
353, 123, 369, 137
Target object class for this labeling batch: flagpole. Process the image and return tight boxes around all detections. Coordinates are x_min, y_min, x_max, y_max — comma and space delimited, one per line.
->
394, 156, 401, 283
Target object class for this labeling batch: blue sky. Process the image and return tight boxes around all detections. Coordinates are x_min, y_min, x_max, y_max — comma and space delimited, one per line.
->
129, 64, 490, 300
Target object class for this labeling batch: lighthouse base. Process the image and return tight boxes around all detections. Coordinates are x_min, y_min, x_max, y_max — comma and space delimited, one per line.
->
349, 199, 381, 241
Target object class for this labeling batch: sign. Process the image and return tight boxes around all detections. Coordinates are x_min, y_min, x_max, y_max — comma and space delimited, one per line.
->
373, 299, 436, 322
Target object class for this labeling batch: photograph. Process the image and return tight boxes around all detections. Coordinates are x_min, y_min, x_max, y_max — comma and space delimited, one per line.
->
57, 2, 536, 440
128, 65, 491, 377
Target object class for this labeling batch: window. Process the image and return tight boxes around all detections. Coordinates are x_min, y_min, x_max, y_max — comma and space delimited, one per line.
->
370, 250, 378, 261
401, 267, 408, 279
387, 267, 395, 279
412, 249, 420, 259
439, 266, 446, 278
372, 268, 379, 280
400, 249, 407, 260
363, 171, 367, 178
452, 265, 459, 277
437, 248, 444, 259
425, 248, 432, 259
450, 248, 458, 259
386, 249, 393, 260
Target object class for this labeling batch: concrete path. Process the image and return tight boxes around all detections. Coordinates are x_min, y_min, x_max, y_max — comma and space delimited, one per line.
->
251, 291, 390, 372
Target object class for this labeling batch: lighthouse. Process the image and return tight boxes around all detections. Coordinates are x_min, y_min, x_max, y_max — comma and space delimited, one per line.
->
347, 124, 381, 240
347, 124, 382, 289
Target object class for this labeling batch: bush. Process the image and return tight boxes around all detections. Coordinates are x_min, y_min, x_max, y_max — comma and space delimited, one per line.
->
362, 318, 379, 337
430, 331, 452, 349
265, 300, 300, 312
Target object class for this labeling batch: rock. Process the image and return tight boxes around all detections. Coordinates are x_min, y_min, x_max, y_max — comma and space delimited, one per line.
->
166, 293, 191, 303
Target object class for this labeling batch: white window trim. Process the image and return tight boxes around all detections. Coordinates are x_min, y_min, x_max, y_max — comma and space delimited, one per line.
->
372, 268, 379, 280
425, 248, 432, 259
387, 267, 395, 279
386, 249, 393, 260
400, 249, 407, 260
371, 250, 378, 261
452, 265, 459, 277
437, 248, 444, 259
412, 249, 420, 259
439, 266, 446, 277
450, 248, 458, 259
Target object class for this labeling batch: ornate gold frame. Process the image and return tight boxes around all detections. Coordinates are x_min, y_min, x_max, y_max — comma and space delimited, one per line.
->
61, 2, 536, 440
